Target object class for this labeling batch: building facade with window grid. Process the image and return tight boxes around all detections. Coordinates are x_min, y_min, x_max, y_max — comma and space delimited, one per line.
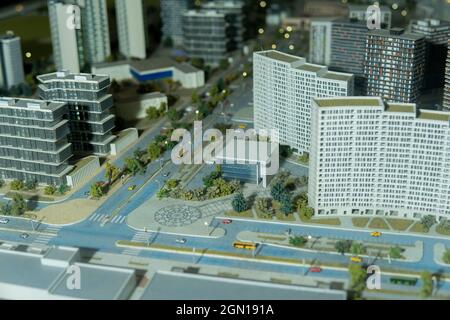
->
37, 71, 115, 156
253, 50, 354, 155
364, 28, 426, 103
309, 96, 450, 220
0, 98, 73, 185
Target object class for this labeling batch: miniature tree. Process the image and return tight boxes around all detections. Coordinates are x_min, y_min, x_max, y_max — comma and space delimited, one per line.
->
147, 143, 162, 161
44, 185, 57, 196
232, 191, 247, 213
348, 264, 367, 300
89, 182, 105, 199
388, 246, 403, 259
0, 202, 11, 216
11, 193, 27, 216
420, 215, 436, 231
105, 162, 120, 184
420, 271, 433, 298
270, 181, 285, 202
10, 179, 24, 191
279, 193, 293, 215
335, 240, 353, 255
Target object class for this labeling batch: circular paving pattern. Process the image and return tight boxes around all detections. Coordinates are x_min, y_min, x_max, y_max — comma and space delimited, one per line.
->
154, 205, 202, 227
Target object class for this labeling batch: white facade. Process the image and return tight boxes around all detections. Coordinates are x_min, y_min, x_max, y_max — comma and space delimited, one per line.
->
115, 0, 146, 59
309, 19, 333, 66
253, 50, 354, 155
173, 63, 205, 89
48, 0, 111, 72
309, 96, 450, 220
0, 33, 25, 89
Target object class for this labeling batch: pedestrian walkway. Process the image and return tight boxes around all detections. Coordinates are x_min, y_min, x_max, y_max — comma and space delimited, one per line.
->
89, 213, 127, 224
31, 225, 61, 247
122, 231, 151, 256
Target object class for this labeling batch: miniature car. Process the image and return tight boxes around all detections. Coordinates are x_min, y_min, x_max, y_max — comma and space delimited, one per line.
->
350, 256, 362, 263
0, 218, 9, 224
20, 233, 29, 239
222, 219, 232, 224
238, 124, 247, 129
371, 231, 382, 237
163, 172, 170, 177
128, 185, 136, 191
309, 266, 322, 273
175, 238, 187, 244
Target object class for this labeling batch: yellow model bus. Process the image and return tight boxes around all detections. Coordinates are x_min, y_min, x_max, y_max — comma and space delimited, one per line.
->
233, 241, 257, 250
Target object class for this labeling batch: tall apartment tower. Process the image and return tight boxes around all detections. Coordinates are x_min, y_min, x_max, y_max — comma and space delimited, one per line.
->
409, 19, 449, 90
48, 0, 111, 73
253, 50, 354, 155
0, 32, 25, 89
445, 32, 450, 110
309, 18, 334, 66
183, 10, 236, 66
309, 96, 450, 221
348, 4, 392, 29
161, 0, 190, 46
330, 18, 368, 94
364, 28, 426, 103
0, 98, 73, 185
201, 0, 244, 49
37, 71, 115, 156
115, 0, 147, 59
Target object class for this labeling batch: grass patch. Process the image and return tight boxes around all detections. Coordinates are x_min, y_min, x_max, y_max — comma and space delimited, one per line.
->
436, 225, 450, 236
352, 217, 370, 228
368, 218, 390, 230
409, 222, 428, 233
257, 235, 287, 241
275, 212, 296, 221
225, 209, 254, 218
299, 212, 341, 225
386, 218, 414, 231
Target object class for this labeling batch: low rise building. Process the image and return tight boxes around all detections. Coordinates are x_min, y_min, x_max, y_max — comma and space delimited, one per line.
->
0, 245, 136, 300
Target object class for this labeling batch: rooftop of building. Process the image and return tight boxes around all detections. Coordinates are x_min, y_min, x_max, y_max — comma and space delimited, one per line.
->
314, 97, 383, 108
0, 246, 136, 300
201, 0, 244, 9
140, 271, 347, 300
348, 4, 391, 12
256, 50, 353, 82
368, 28, 425, 41
256, 50, 302, 64
130, 58, 201, 74
37, 71, 110, 84
385, 103, 416, 113
183, 9, 226, 17
0, 97, 65, 111
332, 17, 369, 27
410, 18, 450, 28
418, 110, 450, 121
0, 31, 19, 41
314, 97, 450, 122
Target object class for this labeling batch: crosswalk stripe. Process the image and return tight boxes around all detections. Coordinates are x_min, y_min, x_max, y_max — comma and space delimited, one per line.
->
119, 216, 126, 223
89, 213, 99, 221
110, 216, 119, 223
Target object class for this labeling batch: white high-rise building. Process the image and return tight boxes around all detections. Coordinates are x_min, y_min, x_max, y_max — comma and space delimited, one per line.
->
309, 96, 450, 220
115, 0, 147, 59
309, 18, 334, 66
48, 0, 111, 73
253, 50, 354, 155
0, 32, 25, 89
